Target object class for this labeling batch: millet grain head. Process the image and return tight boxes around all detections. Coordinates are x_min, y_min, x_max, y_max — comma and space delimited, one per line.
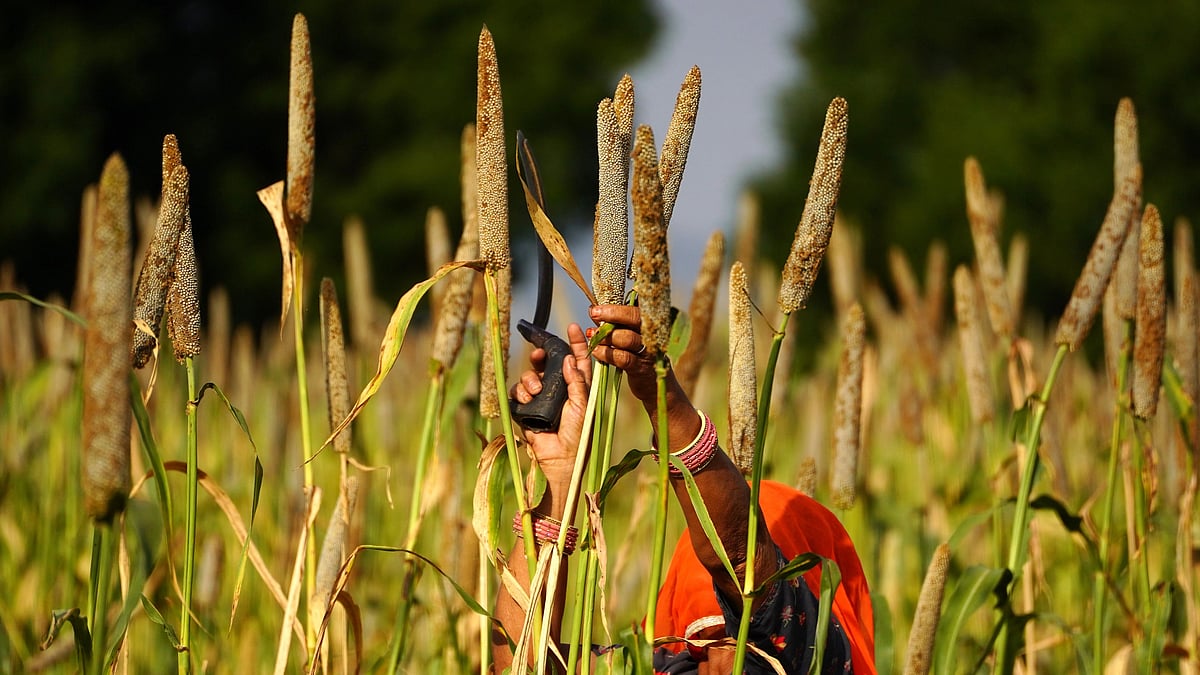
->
593, 97, 629, 305
1055, 165, 1142, 350
727, 261, 757, 475
1133, 204, 1166, 419
631, 125, 671, 356
675, 231, 725, 392
963, 157, 1014, 339
132, 161, 189, 368
82, 154, 133, 522
779, 97, 847, 314
831, 302, 866, 509
286, 13, 315, 236
475, 26, 509, 271
659, 66, 701, 229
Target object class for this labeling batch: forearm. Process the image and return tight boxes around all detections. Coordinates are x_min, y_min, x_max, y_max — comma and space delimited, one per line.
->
649, 379, 775, 605
492, 473, 572, 673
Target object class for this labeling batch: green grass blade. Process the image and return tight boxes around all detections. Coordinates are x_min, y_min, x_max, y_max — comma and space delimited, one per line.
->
42, 608, 92, 670
140, 595, 183, 651
667, 454, 739, 584
934, 565, 1011, 675
193, 382, 263, 630
130, 376, 175, 578
870, 591, 894, 675
0, 291, 86, 326
805, 558, 839, 675
322, 259, 485, 452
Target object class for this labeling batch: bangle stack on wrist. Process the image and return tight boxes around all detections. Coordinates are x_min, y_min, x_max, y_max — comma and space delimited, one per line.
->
653, 408, 718, 478
513, 512, 579, 555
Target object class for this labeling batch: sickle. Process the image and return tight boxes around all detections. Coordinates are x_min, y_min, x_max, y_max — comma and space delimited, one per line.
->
510, 131, 572, 432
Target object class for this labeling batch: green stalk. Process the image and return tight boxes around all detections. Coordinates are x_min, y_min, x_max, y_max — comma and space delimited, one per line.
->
995, 344, 1068, 674
568, 364, 617, 675
483, 271, 537, 574
478, 542, 491, 675
385, 370, 445, 671
732, 318, 788, 674
535, 365, 601, 675
291, 252, 318, 654
643, 361, 671, 646
1128, 420, 1153, 616
1093, 320, 1132, 675
179, 356, 199, 674
88, 523, 115, 675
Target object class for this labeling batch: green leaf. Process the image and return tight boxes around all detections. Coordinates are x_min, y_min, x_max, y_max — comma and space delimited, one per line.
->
192, 382, 263, 629
598, 448, 653, 506
666, 307, 691, 363
933, 565, 1011, 675
586, 322, 616, 355
870, 591, 894, 675
1162, 359, 1195, 448
668, 454, 739, 586
140, 595, 182, 650
130, 376, 174, 576
753, 552, 822, 593
947, 503, 1004, 553
103, 501, 157, 666
322, 259, 486, 452
806, 558, 840, 675
42, 608, 92, 669
0, 291, 86, 326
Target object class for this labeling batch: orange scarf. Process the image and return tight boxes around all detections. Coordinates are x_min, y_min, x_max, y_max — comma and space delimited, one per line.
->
653, 480, 876, 673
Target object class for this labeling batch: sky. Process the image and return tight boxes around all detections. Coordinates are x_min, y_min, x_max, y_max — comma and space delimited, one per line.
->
514, 0, 804, 322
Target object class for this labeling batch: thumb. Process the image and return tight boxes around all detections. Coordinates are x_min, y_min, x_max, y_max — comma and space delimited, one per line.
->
557, 355, 589, 442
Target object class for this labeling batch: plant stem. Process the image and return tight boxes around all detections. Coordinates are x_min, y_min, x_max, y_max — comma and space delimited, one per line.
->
179, 356, 199, 674
732, 317, 789, 674
568, 364, 616, 675
995, 343, 1068, 674
1093, 319, 1132, 675
483, 271, 537, 574
291, 252, 318, 654
643, 362, 671, 647
385, 370, 445, 671
1128, 419, 1153, 617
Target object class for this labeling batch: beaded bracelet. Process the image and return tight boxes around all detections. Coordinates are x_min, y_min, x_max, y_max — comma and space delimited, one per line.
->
512, 512, 579, 555
652, 409, 719, 478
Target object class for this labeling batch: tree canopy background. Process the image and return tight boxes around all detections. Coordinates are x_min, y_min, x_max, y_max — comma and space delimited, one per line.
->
1, 0, 656, 325
755, 0, 1200, 332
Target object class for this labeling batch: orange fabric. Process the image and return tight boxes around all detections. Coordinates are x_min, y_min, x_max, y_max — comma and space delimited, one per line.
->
654, 480, 876, 673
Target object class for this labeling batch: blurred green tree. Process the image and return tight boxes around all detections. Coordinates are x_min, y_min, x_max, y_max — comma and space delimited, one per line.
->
0, 0, 656, 324
756, 0, 1200, 328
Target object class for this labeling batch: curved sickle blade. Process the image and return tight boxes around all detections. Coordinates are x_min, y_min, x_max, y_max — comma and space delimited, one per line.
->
516, 130, 554, 328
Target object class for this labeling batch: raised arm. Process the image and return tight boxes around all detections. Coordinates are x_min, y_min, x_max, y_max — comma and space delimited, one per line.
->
585, 304, 776, 608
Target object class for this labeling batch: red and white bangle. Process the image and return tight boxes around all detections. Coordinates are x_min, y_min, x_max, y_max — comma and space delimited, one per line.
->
513, 512, 579, 555
653, 409, 719, 478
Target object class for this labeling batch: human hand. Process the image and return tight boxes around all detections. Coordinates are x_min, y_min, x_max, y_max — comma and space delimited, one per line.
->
509, 323, 592, 484
584, 304, 667, 405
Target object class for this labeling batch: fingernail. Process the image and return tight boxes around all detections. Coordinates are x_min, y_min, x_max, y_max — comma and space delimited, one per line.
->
588, 306, 600, 318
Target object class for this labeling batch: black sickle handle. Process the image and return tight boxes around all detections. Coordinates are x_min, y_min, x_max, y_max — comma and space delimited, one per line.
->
511, 319, 571, 432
